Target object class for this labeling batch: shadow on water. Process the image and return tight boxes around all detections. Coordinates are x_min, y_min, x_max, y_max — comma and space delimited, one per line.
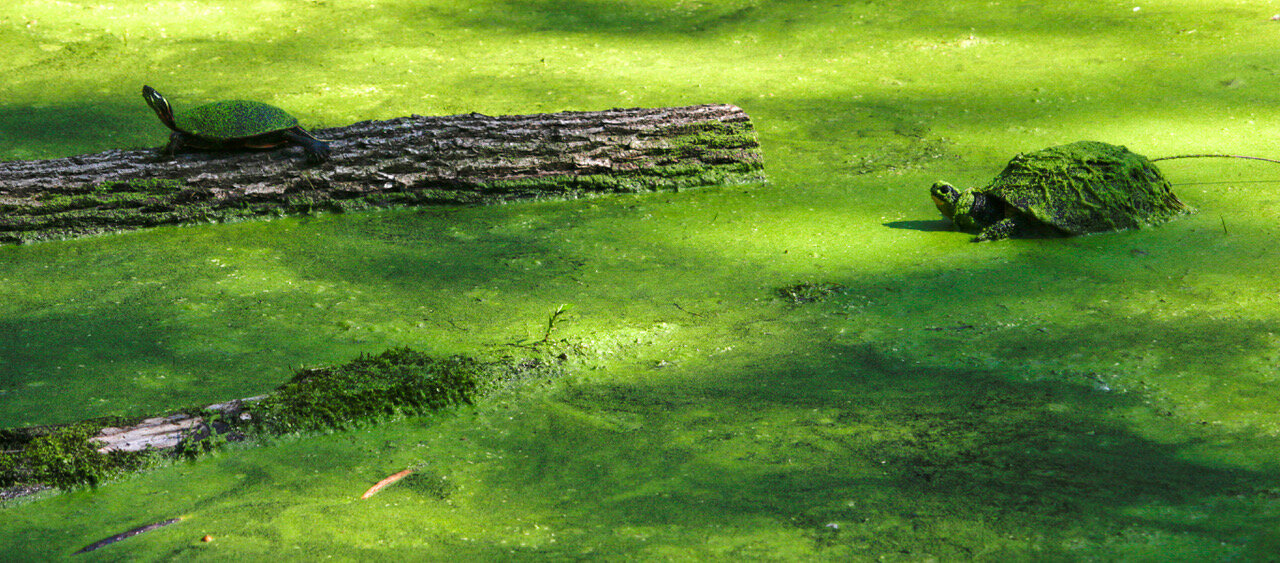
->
0, 102, 151, 161
475, 340, 1280, 558
422, 0, 765, 36
0, 302, 309, 427
883, 219, 953, 232
426, 0, 1178, 41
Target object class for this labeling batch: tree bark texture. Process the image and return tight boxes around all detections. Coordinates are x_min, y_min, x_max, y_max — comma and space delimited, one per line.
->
0, 103, 764, 244
0, 396, 261, 502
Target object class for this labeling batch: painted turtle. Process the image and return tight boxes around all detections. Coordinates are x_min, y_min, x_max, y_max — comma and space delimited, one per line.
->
142, 85, 330, 164
929, 141, 1192, 241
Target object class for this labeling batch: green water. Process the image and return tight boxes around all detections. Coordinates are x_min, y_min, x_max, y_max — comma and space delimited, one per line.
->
5, 0, 1280, 559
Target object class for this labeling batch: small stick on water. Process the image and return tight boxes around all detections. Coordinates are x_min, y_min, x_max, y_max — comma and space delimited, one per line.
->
673, 302, 704, 318
361, 468, 415, 500
1152, 154, 1280, 165
1221, 215, 1229, 235
73, 517, 182, 555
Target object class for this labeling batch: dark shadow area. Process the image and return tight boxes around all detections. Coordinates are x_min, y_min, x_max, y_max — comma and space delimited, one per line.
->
0, 305, 292, 428
416, 0, 765, 36
425, 0, 1177, 42
884, 219, 952, 232
0, 102, 151, 161
467, 342, 1280, 558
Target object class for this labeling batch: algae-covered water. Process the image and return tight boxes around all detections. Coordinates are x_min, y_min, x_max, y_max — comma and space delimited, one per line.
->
5, 0, 1280, 559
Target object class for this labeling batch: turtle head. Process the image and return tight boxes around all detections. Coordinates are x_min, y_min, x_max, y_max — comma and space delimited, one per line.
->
142, 85, 177, 130
930, 181, 962, 220
930, 181, 983, 231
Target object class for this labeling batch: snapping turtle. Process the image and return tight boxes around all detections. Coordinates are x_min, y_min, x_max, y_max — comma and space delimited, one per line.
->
142, 85, 330, 164
930, 141, 1192, 241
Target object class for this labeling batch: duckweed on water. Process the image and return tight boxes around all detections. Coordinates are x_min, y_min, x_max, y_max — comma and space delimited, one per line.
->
6, 0, 1280, 559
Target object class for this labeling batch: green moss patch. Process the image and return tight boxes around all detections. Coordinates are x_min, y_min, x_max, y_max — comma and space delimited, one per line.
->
249, 348, 483, 434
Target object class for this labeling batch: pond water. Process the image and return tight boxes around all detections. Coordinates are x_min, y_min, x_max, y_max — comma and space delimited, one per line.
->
3, 0, 1280, 559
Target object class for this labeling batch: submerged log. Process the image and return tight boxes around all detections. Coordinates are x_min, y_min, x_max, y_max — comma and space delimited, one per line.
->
0, 349, 550, 503
0, 103, 765, 244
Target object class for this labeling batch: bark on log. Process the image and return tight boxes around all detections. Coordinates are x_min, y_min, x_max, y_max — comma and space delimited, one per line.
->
0, 103, 764, 244
0, 396, 262, 503
91, 396, 263, 453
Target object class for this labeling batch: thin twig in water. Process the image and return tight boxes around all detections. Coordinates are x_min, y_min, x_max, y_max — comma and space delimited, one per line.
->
503, 305, 569, 350
673, 302, 704, 318
924, 324, 976, 332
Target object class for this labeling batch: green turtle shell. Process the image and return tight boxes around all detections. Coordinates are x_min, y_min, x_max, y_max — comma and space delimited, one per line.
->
981, 141, 1192, 235
174, 100, 299, 140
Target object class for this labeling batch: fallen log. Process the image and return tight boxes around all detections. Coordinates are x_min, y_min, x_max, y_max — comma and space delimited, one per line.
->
0, 348, 551, 504
0, 103, 764, 244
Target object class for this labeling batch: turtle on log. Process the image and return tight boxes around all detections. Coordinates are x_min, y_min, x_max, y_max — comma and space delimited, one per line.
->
142, 85, 330, 164
930, 141, 1193, 241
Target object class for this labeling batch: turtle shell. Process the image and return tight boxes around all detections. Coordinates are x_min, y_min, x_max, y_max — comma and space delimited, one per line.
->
981, 141, 1191, 235
174, 100, 300, 141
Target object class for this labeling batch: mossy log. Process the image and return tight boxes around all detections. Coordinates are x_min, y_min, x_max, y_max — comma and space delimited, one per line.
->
0, 104, 764, 244
0, 348, 552, 503
0, 397, 261, 503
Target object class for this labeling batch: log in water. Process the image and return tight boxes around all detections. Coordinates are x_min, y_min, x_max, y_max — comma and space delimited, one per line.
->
0, 104, 765, 244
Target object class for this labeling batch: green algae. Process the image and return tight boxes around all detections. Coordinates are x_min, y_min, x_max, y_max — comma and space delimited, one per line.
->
4, 0, 1280, 560
248, 348, 481, 434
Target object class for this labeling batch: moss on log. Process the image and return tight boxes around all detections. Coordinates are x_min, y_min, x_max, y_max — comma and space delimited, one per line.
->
0, 348, 560, 502
0, 104, 764, 244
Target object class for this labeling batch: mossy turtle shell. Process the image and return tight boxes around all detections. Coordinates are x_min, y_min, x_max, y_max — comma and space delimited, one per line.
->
174, 100, 300, 141
980, 141, 1190, 235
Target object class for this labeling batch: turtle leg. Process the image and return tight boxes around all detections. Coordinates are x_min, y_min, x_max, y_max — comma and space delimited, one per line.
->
973, 217, 1024, 242
283, 128, 331, 164
161, 132, 185, 159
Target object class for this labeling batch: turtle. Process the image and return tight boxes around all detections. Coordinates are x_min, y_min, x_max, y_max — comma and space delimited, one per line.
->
142, 85, 330, 164
929, 141, 1193, 242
